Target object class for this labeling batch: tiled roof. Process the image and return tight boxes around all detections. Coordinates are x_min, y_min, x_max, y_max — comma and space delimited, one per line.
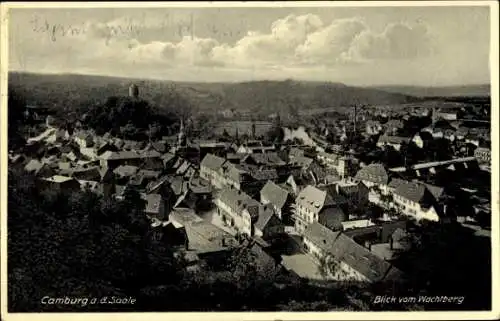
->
421, 182, 445, 200
289, 147, 305, 158
226, 153, 247, 161
243, 152, 286, 166
113, 165, 139, 177
318, 185, 348, 207
296, 185, 327, 214
200, 153, 226, 171
189, 177, 212, 194
289, 156, 313, 168
393, 180, 435, 204
254, 204, 277, 231
220, 162, 248, 184
330, 233, 392, 283
355, 163, 389, 185
100, 150, 140, 160
260, 181, 289, 211
250, 168, 278, 181
146, 175, 171, 194
24, 159, 44, 173
303, 222, 341, 253
388, 178, 407, 189
217, 188, 260, 219
318, 152, 338, 162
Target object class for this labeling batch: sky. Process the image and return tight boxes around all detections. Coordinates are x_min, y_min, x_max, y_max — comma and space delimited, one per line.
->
7, 5, 492, 86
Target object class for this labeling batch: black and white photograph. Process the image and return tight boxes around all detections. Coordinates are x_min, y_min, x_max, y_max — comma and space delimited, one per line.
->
1, 1, 498, 318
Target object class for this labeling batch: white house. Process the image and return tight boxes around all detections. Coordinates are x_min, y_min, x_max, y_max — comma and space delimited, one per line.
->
392, 180, 441, 222
294, 185, 347, 234
199, 153, 226, 188
303, 223, 402, 283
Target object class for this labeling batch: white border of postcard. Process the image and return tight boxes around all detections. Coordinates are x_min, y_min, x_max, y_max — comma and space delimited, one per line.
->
1, 1, 498, 320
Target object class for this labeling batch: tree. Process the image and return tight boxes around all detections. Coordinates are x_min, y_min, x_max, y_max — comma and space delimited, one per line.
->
8, 87, 27, 150
317, 253, 345, 280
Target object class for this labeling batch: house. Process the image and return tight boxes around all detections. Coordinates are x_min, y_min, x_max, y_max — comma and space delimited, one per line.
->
149, 140, 169, 153
98, 151, 142, 169
143, 193, 166, 220
330, 233, 401, 283
214, 188, 261, 237
40, 175, 80, 192
24, 159, 55, 178
254, 204, 285, 240
61, 166, 102, 181
376, 135, 411, 151
392, 180, 442, 221
241, 152, 286, 168
384, 119, 405, 135
437, 110, 459, 121
294, 185, 347, 234
354, 163, 389, 189
184, 177, 213, 211
225, 152, 247, 164
46, 128, 70, 144
260, 180, 293, 221
316, 152, 358, 179
288, 155, 314, 171
412, 131, 434, 149
288, 147, 305, 159
303, 222, 341, 261
218, 162, 253, 191
199, 153, 226, 186
113, 165, 139, 182
129, 170, 162, 189
74, 130, 94, 149
341, 219, 375, 231
161, 153, 177, 170
237, 141, 276, 154
78, 180, 103, 194
317, 152, 339, 168
279, 174, 304, 197
303, 224, 402, 283
365, 120, 383, 136
169, 209, 238, 264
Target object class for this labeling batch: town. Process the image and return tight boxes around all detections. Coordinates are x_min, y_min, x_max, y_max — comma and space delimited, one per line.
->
8, 81, 492, 299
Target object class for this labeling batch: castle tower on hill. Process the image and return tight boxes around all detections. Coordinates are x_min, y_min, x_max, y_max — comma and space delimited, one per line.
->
129, 84, 139, 99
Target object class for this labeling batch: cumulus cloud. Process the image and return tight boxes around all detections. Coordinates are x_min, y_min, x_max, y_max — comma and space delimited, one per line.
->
346, 23, 433, 61
295, 18, 368, 65
119, 14, 432, 68
21, 13, 435, 72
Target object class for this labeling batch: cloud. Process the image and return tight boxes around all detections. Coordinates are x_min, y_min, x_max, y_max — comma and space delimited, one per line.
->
346, 23, 433, 61
295, 18, 368, 65
12, 12, 436, 74
112, 14, 433, 69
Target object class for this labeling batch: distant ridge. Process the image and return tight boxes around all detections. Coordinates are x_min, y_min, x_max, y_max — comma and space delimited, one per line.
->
369, 84, 490, 98
9, 71, 422, 116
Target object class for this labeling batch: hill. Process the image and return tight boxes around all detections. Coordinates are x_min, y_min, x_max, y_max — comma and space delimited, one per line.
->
9, 72, 421, 118
370, 84, 490, 98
